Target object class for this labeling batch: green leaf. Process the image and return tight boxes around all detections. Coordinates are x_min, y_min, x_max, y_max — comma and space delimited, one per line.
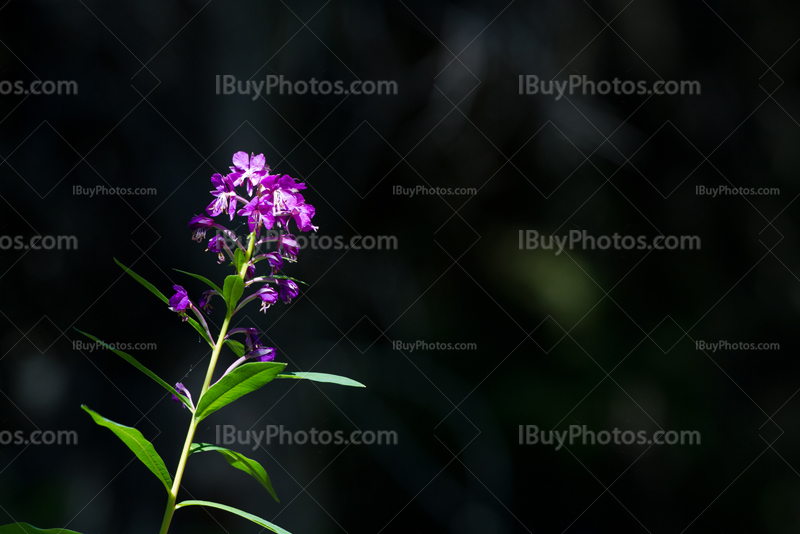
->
186, 317, 214, 348
82, 406, 173, 492
74, 329, 193, 410
0, 524, 85, 534
114, 257, 168, 304
234, 249, 246, 272
194, 362, 286, 421
175, 501, 290, 534
190, 443, 279, 502
225, 339, 245, 357
268, 275, 308, 286
174, 268, 223, 294
222, 275, 245, 314
276, 372, 365, 388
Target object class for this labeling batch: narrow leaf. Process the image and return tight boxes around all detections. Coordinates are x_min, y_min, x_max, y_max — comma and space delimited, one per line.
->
0, 524, 85, 534
190, 443, 279, 502
223, 275, 245, 314
234, 249, 246, 272
225, 339, 245, 357
114, 257, 168, 304
194, 362, 286, 421
74, 329, 193, 410
186, 317, 214, 348
174, 269, 223, 294
270, 275, 308, 286
82, 406, 173, 492
276, 372, 365, 388
175, 501, 290, 534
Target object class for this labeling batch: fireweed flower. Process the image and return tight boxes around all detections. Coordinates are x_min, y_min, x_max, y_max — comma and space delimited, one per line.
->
264, 251, 283, 272
198, 290, 215, 314
256, 285, 278, 312
188, 215, 215, 242
171, 382, 194, 410
207, 235, 227, 263
248, 346, 276, 362
229, 152, 268, 197
207, 173, 239, 220
279, 233, 299, 262
168, 285, 191, 318
40, 150, 370, 534
238, 196, 274, 237
277, 279, 299, 303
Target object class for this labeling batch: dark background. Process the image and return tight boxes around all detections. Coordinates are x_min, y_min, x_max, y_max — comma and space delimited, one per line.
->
2, 0, 800, 532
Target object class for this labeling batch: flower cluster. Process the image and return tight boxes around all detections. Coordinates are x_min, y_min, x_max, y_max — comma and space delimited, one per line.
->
171, 151, 316, 393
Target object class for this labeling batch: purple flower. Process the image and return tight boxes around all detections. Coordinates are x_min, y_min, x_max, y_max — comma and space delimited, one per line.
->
248, 347, 275, 362
207, 173, 238, 220
256, 285, 278, 313
290, 199, 317, 232
264, 251, 283, 271
207, 235, 226, 263
237, 196, 274, 237
279, 233, 299, 262
169, 285, 191, 317
198, 290, 215, 313
277, 279, 299, 303
188, 215, 215, 242
229, 152, 268, 196
171, 382, 194, 410
243, 328, 262, 353
244, 263, 256, 281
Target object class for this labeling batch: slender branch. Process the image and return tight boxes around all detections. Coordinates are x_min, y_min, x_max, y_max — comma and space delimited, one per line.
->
158, 228, 258, 534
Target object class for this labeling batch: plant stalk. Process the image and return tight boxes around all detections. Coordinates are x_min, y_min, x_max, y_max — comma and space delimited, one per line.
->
157, 230, 257, 534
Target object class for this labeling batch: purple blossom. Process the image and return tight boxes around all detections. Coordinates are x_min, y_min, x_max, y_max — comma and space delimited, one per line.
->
279, 233, 299, 262
168, 285, 191, 317
264, 251, 283, 271
207, 235, 226, 263
244, 263, 256, 281
229, 152, 268, 196
206, 174, 239, 220
188, 215, 215, 242
256, 285, 278, 312
243, 328, 262, 353
237, 196, 275, 237
171, 382, 194, 410
198, 290, 215, 313
248, 347, 275, 362
277, 279, 299, 303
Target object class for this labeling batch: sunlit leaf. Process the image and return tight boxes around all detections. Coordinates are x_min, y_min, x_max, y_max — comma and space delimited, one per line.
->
190, 443, 279, 502
174, 269, 223, 294
175, 501, 290, 534
74, 329, 192, 410
194, 362, 286, 421
82, 406, 172, 492
276, 372, 365, 388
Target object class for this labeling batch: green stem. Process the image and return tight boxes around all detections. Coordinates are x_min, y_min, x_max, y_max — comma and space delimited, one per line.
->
157, 230, 257, 534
